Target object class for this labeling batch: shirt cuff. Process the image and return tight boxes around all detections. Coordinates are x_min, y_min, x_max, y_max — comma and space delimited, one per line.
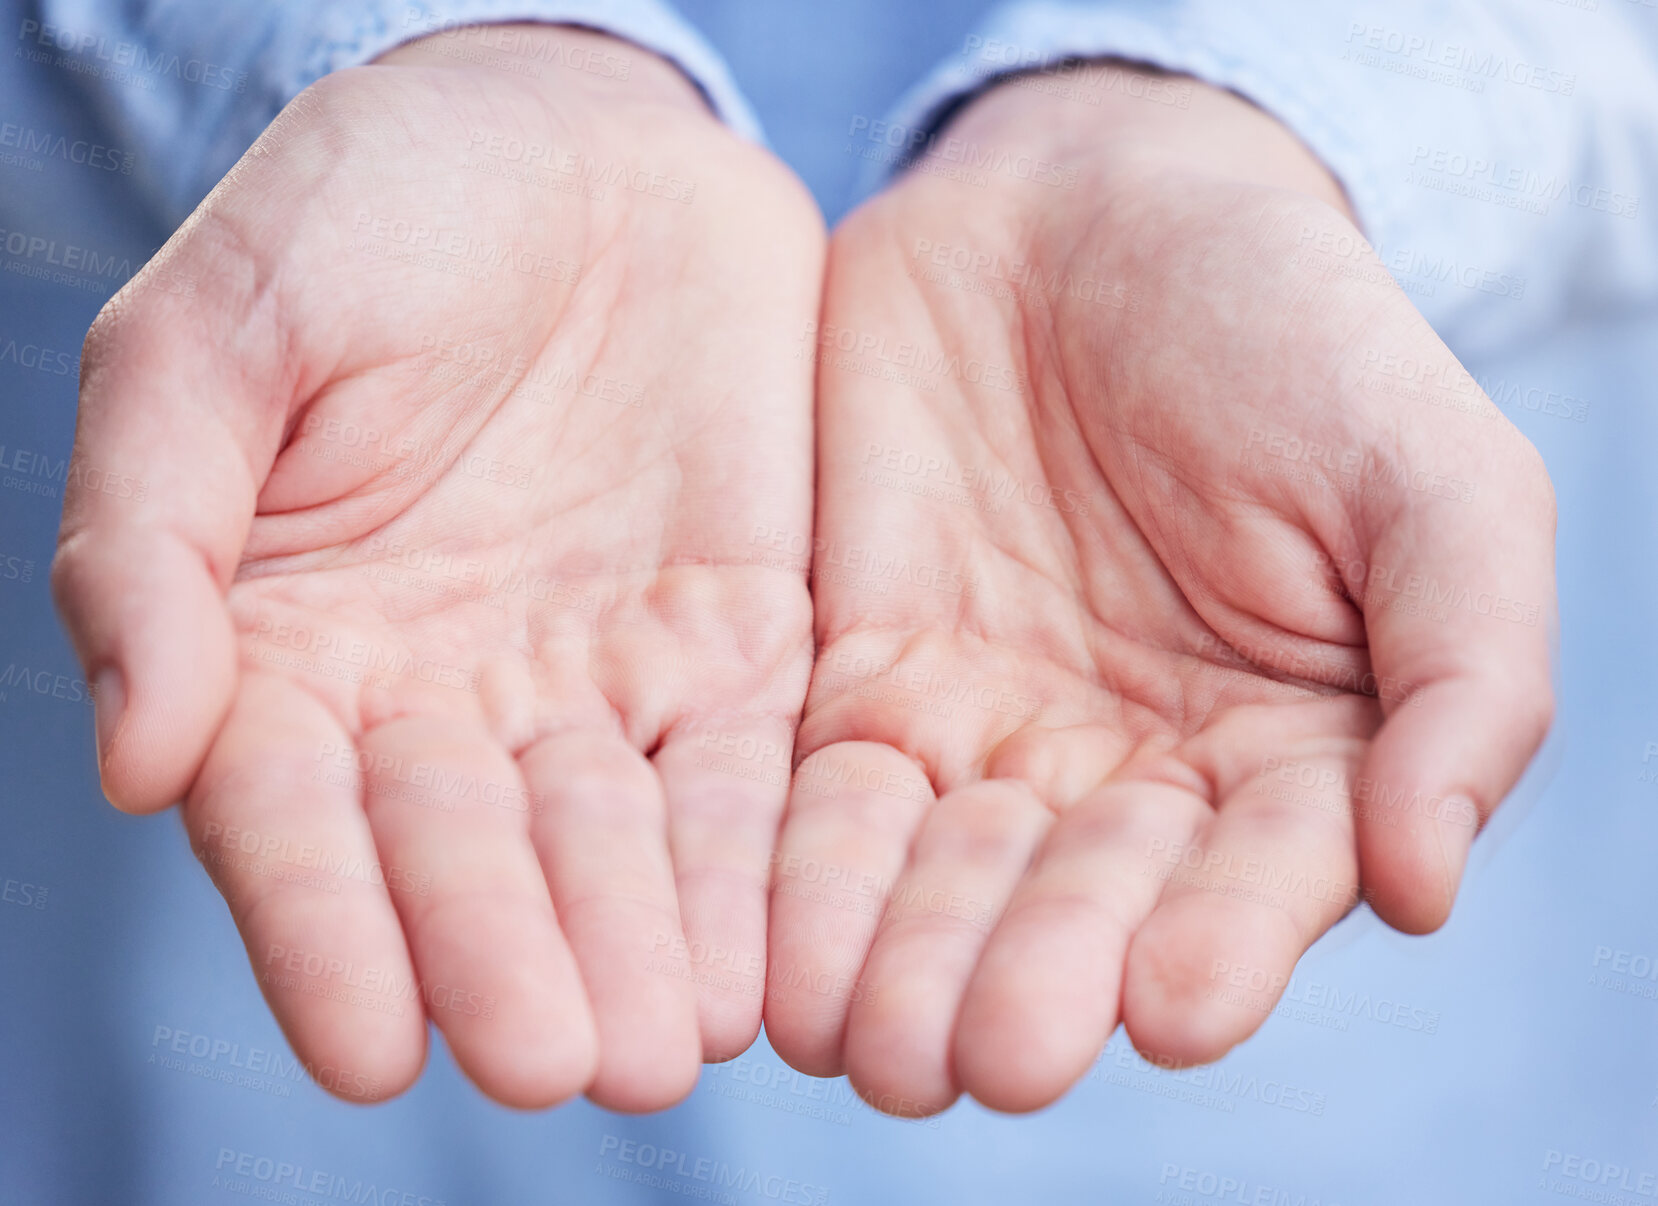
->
862, 0, 1642, 356
33, 0, 761, 226
311, 1, 763, 143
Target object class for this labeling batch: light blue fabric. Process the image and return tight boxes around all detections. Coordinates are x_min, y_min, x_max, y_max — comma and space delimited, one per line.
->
25, 0, 764, 224
2, 2, 1657, 1203
871, 0, 1658, 357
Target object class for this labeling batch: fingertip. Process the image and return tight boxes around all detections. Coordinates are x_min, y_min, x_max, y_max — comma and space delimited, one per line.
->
316, 1032, 427, 1106
265, 978, 429, 1107
587, 1037, 702, 1114
1359, 787, 1468, 934
1358, 850, 1459, 936
759, 1008, 846, 1081
1120, 906, 1270, 1069
764, 741, 932, 1087
955, 1053, 1067, 1116
856, 1081, 959, 1119
419, 906, 601, 1112
951, 932, 1102, 1115
844, 999, 958, 1119
462, 1023, 598, 1111
91, 663, 158, 815
698, 1003, 762, 1067
56, 531, 237, 813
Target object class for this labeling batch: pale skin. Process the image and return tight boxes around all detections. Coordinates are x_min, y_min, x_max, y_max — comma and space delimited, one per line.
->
53, 35, 1554, 1116
766, 65, 1554, 1114
53, 26, 824, 1111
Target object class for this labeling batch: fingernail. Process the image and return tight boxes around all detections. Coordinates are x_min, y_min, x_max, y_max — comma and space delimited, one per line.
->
93, 665, 125, 758
1434, 794, 1478, 907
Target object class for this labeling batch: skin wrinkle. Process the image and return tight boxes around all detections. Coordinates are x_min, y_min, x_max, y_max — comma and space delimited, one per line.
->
1034, 201, 1384, 694
764, 60, 1554, 1109
53, 37, 1556, 1113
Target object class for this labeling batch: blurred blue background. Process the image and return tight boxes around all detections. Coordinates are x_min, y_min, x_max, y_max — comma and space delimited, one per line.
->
3, 2, 1657, 1203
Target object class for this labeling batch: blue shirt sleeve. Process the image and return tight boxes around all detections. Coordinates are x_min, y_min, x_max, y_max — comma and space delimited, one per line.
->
866, 0, 1658, 357
23, 0, 762, 225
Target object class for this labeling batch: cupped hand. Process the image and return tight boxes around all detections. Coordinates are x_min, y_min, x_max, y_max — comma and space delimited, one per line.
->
766, 65, 1554, 1115
52, 25, 824, 1110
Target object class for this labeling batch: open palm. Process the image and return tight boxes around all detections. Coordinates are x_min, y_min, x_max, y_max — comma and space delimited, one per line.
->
766, 78, 1554, 1115
53, 31, 823, 1110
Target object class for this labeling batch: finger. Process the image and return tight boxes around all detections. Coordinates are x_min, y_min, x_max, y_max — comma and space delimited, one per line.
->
654, 717, 795, 1062
183, 673, 424, 1101
844, 780, 1050, 1116
522, 729, 700, 1112
358, 714, 596, 1108
52, 241, 293, 812
952, 775, 1210, 1113
1348, 431, 1557, 932
1121, 727, 1366, 1067
765, 741, 935, 1078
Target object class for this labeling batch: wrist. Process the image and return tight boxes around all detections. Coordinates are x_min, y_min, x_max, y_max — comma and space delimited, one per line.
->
922, 60, 1355, 223
374, 23, 712, 119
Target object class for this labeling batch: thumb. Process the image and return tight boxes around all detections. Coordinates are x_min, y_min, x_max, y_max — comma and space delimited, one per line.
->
52, 226, 294, 813
1344, 417, 1557, 934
